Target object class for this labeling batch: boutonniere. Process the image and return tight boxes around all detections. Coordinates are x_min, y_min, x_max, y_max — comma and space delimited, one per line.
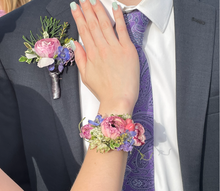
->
19, 16, 75, 99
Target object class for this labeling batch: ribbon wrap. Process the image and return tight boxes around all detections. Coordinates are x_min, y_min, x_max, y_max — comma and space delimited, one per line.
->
49, 72, 60, 99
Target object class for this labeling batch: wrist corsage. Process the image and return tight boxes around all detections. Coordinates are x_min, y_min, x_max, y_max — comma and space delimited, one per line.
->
79, 114, 146, 157
19, 16, 75, 99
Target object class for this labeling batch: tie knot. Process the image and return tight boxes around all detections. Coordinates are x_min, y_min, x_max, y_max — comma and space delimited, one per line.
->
123, 10, 149, 47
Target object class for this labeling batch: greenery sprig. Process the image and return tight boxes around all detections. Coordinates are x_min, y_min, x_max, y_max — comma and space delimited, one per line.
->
22, 16, 69, 48
22, 31, 38, 47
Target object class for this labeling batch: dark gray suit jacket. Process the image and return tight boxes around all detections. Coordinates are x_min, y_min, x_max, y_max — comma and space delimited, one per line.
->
0, 0, 218, 190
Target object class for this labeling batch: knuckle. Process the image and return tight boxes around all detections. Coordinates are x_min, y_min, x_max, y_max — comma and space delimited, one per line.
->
100, 20, 111, 31
99, 47, 108, 59
88, 46, 97, 55
87, 48, 97, 60
73, 11, 81, 21
82, 3, 90, 12
117, 25, 127, 33
75, 55, 80, 63
75, 55, 83, 66
114, 13, 121, 21
78, 24, 89, 36
88, 20, 99, 32
87, 53, 95, 61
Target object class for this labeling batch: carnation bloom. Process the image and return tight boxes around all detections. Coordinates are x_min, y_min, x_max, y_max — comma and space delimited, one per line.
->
80, 124, 93, 139
34, 38, 60, 58
101, 116, 126, 139
133, 123, 146, 146
125, 118, 135, 131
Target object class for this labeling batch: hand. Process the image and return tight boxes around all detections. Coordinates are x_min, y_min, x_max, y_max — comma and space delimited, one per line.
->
71, 0, 139, 116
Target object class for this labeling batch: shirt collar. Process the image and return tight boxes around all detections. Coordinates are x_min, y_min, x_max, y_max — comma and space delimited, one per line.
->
101, 0, 173, 32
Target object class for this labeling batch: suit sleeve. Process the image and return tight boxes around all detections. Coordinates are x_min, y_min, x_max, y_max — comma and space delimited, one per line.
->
0, 59, 31, 190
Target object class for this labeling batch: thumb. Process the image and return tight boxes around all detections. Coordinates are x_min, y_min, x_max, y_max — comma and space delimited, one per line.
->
70, 40, 86, 78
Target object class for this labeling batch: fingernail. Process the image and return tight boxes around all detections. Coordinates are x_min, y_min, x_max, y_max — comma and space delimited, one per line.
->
70, 2, 77, 11
112, 2, 118, 10
70, 40, 76, 51
90, 0, 96, 5
80, 0, 86, 3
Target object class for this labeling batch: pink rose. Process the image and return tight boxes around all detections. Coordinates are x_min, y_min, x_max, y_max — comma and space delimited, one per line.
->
101, 116, 126, 139
80, 124, 93, 139
133, 123, 146, 146
34, 38, 61, 58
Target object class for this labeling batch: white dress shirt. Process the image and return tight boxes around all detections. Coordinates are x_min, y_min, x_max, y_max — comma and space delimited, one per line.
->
79, 0, 184, 190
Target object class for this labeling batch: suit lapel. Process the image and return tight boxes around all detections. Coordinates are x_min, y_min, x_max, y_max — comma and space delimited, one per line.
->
45, 0, 84, 182
46, 0, 79, 17
174, 0, 216, 190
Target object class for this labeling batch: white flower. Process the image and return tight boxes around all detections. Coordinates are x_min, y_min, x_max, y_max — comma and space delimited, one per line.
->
37, 58, 54, 68
43, 31, 49, 39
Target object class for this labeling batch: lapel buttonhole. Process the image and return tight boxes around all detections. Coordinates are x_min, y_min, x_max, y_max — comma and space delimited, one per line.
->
191, 17, 206, 25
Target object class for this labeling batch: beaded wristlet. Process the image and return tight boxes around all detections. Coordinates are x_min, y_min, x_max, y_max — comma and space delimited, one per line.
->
79, 114, 146, 153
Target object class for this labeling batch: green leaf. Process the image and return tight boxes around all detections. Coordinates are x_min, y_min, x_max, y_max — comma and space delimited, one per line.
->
114, 143, 120, 147
19, 56, 27, 62
24, 42, 32, 49
25, 49, 36, 55
110, 142, 115, 149
26, 58, 33, 64
64, 37, 74, 44
78, 117, 86, 133
36, 34, 43, 40
22, 35, 35, 46
40, 16, 44, 32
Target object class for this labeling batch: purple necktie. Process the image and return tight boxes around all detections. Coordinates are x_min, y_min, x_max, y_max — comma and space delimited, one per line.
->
122, 10, 154, 191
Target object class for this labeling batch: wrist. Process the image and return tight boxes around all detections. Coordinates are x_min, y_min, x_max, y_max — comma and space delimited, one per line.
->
98, 98, 134, 117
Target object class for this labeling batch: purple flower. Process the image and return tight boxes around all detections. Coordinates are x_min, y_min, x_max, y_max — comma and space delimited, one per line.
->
116, 130, 136, 152
58, 63, 64, 73
128, 130, 136, 137
117, 142, 133, 152
57, 46, 70, 62
48, 63, 55, 71
88, 115, 104, 126
125, 130, 136, 145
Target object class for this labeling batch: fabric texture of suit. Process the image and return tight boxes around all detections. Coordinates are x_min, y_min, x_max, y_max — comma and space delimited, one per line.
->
0, 0, 218, 190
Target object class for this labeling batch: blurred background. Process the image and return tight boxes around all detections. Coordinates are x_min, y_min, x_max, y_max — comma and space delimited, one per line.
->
0, 0, 30, 17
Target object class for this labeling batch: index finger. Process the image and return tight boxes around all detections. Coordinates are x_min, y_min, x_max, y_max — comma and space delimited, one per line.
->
70, 2, 96, 50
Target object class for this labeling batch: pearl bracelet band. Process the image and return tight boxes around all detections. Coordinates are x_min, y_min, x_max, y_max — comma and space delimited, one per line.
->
79, 114, 146, 153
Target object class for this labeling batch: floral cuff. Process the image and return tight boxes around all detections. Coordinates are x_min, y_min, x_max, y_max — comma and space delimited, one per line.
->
79, 114, 146, 154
